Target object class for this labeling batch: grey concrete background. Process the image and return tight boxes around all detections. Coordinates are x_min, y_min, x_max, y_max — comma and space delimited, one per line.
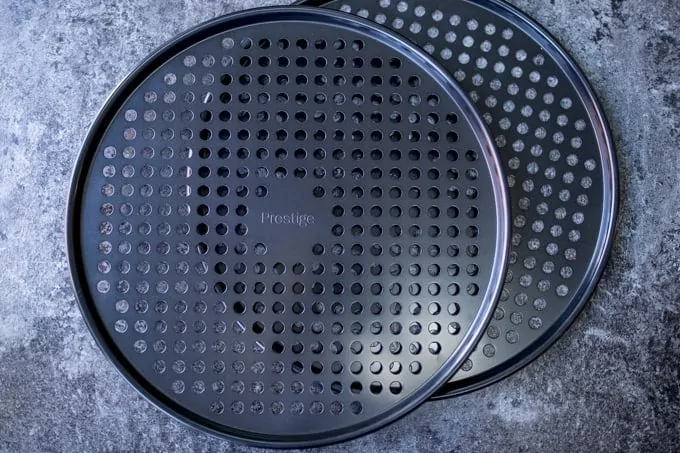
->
0, 0, 678, 451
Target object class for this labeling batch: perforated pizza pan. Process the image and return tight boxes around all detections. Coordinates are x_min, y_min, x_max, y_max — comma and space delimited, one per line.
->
298, 0, 618, 398
66, 6, 510, 447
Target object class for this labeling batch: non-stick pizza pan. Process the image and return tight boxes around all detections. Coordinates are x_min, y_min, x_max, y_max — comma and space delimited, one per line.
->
296, 0, 618, 398
67, 6, 510, 446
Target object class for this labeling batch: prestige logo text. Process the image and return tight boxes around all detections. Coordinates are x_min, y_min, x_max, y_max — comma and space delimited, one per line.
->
261, 212, 316, 228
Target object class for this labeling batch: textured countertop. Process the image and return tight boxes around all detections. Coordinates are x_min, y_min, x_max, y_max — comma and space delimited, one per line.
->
0, 0, 678, 452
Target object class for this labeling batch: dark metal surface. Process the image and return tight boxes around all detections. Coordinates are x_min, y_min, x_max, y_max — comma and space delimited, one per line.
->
297, 0, 618, 398
67, 6, 509, 446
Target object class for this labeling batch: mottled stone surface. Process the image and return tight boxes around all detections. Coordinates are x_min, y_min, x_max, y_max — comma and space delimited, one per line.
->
0, 0, 678, 452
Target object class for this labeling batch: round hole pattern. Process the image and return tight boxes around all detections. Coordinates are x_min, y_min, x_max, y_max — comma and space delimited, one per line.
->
69, 7, 508, 447
312, 0, 615, 396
